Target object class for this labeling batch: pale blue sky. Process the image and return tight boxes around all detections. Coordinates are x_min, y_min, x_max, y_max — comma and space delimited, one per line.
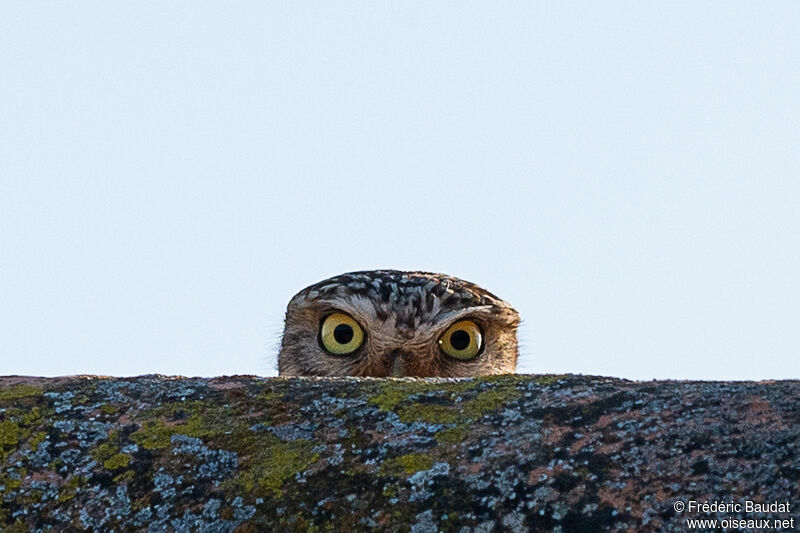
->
2, 3, 798, 379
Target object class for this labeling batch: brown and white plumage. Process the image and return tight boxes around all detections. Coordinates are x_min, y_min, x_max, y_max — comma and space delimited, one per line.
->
278, 270, 519, 377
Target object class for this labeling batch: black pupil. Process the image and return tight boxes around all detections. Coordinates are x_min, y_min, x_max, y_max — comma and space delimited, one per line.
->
333, 324, 354, 344
450, 329, 471, 351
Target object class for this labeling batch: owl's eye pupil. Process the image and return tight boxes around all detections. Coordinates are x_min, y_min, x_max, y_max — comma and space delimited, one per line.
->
450, 329, 470, 351
333, 324, 354, 344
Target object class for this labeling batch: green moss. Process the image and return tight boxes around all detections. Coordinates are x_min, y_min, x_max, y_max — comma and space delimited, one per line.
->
130, 420, 173, 449
0, 420, 22, 448
113, 470, 136, 483
129, 412, 218, 450
19, 406, 44, 426
4, 520, 29, 533
91, 431, 132, 471
0, 420, 26, 461
380, 381, 522, 425
0, 470, 23, 494
435, 425, 469, 445
463, 387, 521, 418
140, 399, 209, 420
175, 413, 213, 438
369, 380, 470, 412
58, 475, 84, 502
530, 374, 568, 386
131, 403, 244, 450
223, 434, 318, 498
0, 468, 29, 523
476, 374, 528, 384
397, 404, 460, 424
57, 490, 76, 503
100, 403, 118, 415
0, 407, 49, 460
29, 431, 47, 450
72, 394, 91, 405
103, 452, 132, 470
260, 391, 284, 402
0, 384, 43, 402
369, 386, 412, 411
255, 441, 315, 495
91, 440, 119, 462
380, 453, 434, 476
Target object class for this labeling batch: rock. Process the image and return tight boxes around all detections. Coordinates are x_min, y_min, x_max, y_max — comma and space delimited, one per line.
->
0, 374, 798, 531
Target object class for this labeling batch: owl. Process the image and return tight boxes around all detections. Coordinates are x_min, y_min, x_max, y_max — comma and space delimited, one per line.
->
278, 270, 520, 377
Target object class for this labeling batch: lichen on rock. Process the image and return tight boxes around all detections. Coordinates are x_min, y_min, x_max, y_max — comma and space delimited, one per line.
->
1, 374, 798, 531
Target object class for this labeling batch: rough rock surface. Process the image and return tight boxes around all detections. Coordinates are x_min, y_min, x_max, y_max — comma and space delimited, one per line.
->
1, 374, 798, 532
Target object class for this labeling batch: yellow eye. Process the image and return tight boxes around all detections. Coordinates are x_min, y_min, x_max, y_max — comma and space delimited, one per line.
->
320, 313, 364, 355
439, 320, 482, 360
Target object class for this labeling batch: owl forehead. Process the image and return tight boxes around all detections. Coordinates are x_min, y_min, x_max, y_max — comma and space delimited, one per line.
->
291, 270, 514, 330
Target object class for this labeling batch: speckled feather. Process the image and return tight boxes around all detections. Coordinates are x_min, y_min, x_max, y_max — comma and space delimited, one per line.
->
278, 270, 520, 377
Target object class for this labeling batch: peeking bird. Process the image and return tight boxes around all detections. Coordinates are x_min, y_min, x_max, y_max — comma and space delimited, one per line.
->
278, 270, 519, 377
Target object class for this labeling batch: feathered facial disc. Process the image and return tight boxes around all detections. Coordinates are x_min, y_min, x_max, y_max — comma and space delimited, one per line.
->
278, 270, 520, 377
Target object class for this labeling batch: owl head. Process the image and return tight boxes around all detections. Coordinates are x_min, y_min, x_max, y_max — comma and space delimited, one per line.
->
277, 270, 520, 377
